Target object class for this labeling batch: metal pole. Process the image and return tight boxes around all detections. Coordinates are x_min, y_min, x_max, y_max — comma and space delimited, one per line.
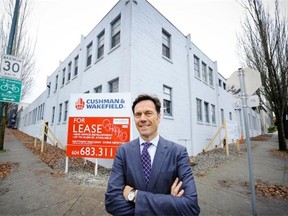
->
238, 68, 257, 216
0, 0, 20, 150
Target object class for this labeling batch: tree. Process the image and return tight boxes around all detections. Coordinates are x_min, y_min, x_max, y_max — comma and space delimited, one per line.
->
0, 0, 36, 101
238, 0, 288, 150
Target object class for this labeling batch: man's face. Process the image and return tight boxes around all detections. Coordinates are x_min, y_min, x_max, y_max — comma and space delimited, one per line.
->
134, 100, 160, 141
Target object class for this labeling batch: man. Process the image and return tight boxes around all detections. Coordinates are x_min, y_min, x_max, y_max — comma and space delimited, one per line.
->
105, 94, 200, 215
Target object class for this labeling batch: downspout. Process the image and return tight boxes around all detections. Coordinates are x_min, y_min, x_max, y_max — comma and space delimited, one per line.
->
214, 62, 222, 144
186, 34, 194, 156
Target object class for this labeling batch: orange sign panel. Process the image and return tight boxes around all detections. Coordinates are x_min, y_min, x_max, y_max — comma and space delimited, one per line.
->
66, 116, 130, 158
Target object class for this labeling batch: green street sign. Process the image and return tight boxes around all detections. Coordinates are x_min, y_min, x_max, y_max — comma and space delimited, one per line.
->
0, 77, 22, 103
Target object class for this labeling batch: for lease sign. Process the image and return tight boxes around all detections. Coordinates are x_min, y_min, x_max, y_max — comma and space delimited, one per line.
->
66, 93, 131, 159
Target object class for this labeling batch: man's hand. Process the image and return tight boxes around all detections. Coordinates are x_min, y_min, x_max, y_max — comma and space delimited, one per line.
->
171, 177, 184, 197
123, 185, 134, 200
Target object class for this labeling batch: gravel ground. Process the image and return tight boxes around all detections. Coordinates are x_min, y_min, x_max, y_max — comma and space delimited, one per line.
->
5, 129, 288, 201
10, 129, 248, 188
55, 143, 247, 188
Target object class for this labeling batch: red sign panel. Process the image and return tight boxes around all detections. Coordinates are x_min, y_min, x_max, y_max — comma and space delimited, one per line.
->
66, 116, 130, 159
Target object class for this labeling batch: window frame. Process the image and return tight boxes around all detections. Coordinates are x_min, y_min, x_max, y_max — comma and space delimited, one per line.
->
163, 85, 172, 116
94, 85, 102, 93
194, 55, 200, 78
108, 78, 119, 93
97, 31, 105, 59
111, 16, 121, 49
74, 55, 79, 77
54, 75, 58, 92
67, 62, 72, 82
162, 29, 171, 59
64, 101, 69, 122
86, 42, 93, 67
58, 103, 62, 123
62, 68, 66, 86
211, 104, 216, 124
204, 101, 210, 123
208, 67, 214, 86
196, 98, 202, 122
202, 62, 207, 83
52, 106, 55, 124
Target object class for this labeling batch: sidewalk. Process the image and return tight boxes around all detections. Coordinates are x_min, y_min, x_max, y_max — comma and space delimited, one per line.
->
0, 129, 109, 216
0, 129, 287, 216
197, 133, 288, 215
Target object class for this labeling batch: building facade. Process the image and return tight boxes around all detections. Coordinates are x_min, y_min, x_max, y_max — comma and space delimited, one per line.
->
17, 0, 263, 167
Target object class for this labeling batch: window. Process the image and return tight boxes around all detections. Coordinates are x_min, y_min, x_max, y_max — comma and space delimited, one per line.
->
62, 68, 66, 86
86, 42, 93, 67
58, 103, 62, 123
163, 85, 172, 116
52, 106, 55, 123
202, 62, 207, 83
204, 102, 210, 123
111, 16, 121, 48
74, 55, 79, 76
211, 104, 216, 124
37, 106, 41, 120
94, 85, 102, 93
97, 31, 105, 59
55, 75, 58, 92
162, 30, 171, 58
223, 82, 226, 90
194, 55, 200, 78
208, 67, 214, 86
221, 109, 224, 124
219, 79, 222, 87
67, 62, 72, 82
229, 112, 232, 120
47, 81, 51, 97
41, 103, 44, 120
109, 78, 119, 93
196, 98, 202, 122
64, 101, 69, 122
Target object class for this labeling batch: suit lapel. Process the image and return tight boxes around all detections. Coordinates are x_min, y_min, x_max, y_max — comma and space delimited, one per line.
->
148, 137, 168, 190
129, 138, 147, 189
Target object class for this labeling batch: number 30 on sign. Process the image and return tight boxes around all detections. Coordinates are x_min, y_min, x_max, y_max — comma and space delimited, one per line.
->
0, 54, 23, 80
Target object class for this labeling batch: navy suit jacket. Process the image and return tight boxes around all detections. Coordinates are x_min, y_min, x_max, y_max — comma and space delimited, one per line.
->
105, 136, 200, 216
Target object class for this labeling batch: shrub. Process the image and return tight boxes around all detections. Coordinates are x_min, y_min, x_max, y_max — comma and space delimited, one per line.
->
267, 125, 277, 133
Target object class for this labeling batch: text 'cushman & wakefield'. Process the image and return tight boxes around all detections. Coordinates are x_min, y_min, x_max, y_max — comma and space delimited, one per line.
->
86, 98, 125, 109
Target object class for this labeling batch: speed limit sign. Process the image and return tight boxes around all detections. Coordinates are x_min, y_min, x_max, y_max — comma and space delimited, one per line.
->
0, 54, 23, 80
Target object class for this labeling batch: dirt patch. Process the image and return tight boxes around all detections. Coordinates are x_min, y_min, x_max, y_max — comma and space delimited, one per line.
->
0, 162, 19, 179
241, 180, 288, 201
270, 149, 288, 159
250, 134, 273, 141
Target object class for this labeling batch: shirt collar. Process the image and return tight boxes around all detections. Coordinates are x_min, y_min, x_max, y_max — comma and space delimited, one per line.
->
139, 135, 159, 147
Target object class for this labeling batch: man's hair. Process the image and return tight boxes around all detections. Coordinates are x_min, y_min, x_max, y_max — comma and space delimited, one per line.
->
132, 94, 161, 114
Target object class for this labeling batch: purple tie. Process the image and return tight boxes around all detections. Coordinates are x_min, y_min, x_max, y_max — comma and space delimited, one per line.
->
141, 142, 152, 186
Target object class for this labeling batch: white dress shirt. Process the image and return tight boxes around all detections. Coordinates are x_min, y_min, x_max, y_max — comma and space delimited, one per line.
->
139, 135, 159, 165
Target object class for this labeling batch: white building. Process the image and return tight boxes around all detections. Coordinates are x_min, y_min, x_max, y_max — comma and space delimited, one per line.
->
17, 0, 263, 167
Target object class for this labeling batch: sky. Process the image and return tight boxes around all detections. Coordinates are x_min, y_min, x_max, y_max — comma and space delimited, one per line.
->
1, 0, 286, 103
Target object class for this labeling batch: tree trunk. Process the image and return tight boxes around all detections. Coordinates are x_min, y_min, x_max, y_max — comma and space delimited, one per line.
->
275, 113, 287, 151
283, 109, 288, 139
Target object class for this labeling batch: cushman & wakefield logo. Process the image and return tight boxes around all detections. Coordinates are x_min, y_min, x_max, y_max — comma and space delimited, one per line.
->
75, 98, 85, 110
74, 97, 126, 111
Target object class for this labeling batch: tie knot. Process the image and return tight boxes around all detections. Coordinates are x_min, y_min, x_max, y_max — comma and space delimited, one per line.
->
143, 142, 151, 149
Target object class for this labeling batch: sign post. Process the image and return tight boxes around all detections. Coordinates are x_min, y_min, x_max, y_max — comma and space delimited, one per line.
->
0, 0, 21, 151
238, 68, 258, 216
